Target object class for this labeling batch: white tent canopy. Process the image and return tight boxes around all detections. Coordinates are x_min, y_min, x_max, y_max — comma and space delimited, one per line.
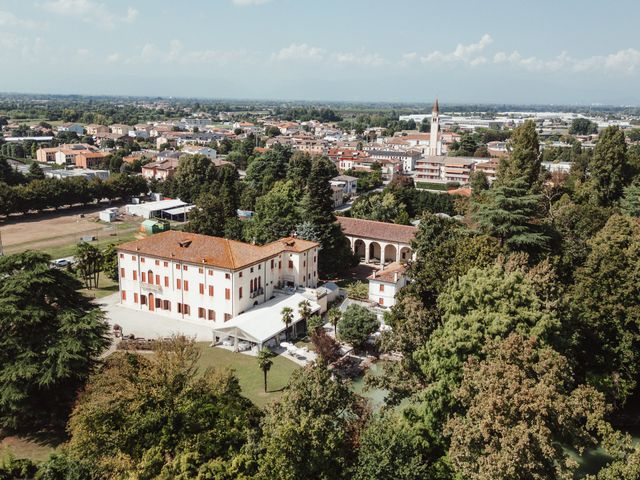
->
213, 293, 320, 348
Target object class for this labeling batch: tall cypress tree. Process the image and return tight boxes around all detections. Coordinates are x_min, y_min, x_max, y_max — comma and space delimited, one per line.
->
588, 125, 628, 206
299, 156, 356, 275
496, 120, 541, 190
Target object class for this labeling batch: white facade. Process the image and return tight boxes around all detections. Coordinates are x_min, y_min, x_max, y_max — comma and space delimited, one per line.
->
367, 263, 408, 308
117, 233, 319, 327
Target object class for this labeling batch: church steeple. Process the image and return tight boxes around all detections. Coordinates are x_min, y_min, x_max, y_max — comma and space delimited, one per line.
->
428, 98, 441, 156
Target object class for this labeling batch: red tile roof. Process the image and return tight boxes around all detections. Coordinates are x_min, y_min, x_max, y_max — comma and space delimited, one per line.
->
337, 216, 417, 244
118, 231, 318, 270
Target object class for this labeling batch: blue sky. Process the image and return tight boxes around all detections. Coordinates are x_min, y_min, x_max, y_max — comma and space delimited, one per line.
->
1, 0, 639, 104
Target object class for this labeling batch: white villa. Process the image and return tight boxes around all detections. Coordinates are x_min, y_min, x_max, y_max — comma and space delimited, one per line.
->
117, 231, 321, 347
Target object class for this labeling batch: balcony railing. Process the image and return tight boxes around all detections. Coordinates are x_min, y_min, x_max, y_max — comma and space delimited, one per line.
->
141, 282, 162, 293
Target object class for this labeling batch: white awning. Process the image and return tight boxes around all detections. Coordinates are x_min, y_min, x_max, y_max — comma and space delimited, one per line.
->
212, 292, 320, 345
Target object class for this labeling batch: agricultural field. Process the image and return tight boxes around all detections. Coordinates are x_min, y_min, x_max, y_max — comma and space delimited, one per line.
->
0, 206, 142, 259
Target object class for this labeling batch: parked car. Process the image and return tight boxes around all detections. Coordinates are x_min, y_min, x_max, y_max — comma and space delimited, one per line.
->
52, 258, 71, 268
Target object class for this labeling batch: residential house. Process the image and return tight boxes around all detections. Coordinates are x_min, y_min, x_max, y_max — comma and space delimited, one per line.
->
57, 123, 85, 135
368, 262, 408, 307
330, 175, 358, 196
86, 124, 109, 136
110, 124, 132, 136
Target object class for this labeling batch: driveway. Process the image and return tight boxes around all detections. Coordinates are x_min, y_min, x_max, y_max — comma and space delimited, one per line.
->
97, 293, 215, 342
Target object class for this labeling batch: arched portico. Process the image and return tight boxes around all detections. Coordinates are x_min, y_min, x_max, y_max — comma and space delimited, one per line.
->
354, 239, 366, 261
399, 246, 412, 262
368, 242, 381, 264
383, 244, 397, 264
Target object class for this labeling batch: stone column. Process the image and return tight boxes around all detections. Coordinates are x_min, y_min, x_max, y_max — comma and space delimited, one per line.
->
364, 240, 371, 263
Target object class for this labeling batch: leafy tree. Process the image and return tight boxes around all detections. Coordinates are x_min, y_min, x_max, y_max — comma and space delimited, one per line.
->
257, 366, 367, 480
621, 183, 640, 217
257, 348, 274, 393
0, 251, 109, 430
246, 180, 302, 243
473, 176, 548, 251
546, 195, 611, 279
74, 241, 103, 290
496, 120, 541, 189
338, 304, 379, 351
172, 154, 216, 202
469, 170, 489, 193
286, 151, 312, 187
310, 328, 341, 366
67, 337, 260, 479
414, 264, 559, 437
245, 144, 291, 195
447, 333, 605, 480
355, 412, 451, 480
570, 117, 599, 135
186, 192, 226, 237
569, 214, 640, 406
351, 191, 408, 223
281, 307, 294, 341
27, 161, 45, 180
588, 126, 629, 206
101, 243, 119, 282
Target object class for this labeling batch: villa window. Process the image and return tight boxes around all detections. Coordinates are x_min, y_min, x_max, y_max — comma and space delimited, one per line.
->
120, 268, 125, 278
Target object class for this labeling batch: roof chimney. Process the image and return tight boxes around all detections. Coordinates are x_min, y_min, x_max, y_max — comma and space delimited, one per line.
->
394, 272, 398, 282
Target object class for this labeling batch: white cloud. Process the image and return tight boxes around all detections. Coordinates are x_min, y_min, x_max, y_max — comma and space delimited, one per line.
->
271, 43, 325, 61
333, 51, 386, 67
106, 53, 121, 63
0, 10, 39, 28
232, 0, 271, 5
419, 34, 493, 66
42, 0, 138, 28
494, 48, 640, 74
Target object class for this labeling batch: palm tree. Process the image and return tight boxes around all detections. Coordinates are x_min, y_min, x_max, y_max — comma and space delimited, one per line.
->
298, 300, 312, 338
328, 307, 341, 335
257, 348, 274, 393
281, 307, 294, 341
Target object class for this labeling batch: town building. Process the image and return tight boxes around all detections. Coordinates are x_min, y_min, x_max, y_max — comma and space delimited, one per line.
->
117, 231, 320, 326
414, 156, 476, 184
368, 262, 408, 307
85, 124, 109, 136
141, 158, 181, 180
74, 151, 110, 169
57, 123, 84, 135
330, 175, 358, 196
181, 145, 217, 160
110, 124, 132, 136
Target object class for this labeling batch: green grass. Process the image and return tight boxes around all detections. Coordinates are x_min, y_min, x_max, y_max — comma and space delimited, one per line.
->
195, 343, 300, 409
80, 275, 119, 299
415, 182, 448, 191
38, 228, 139, 260
0, 432, 61, 462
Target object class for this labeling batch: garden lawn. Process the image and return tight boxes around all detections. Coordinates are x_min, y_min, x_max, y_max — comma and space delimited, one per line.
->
195, 343, 300, 409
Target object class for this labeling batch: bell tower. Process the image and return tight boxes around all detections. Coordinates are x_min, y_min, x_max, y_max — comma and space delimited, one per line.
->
428, 99, 441, 156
